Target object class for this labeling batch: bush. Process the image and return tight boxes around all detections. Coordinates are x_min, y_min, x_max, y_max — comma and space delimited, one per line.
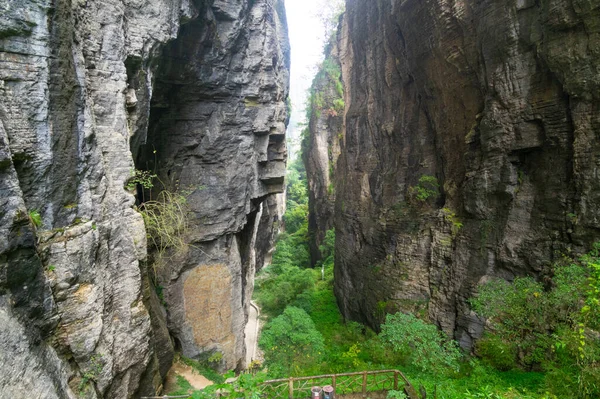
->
380, 312, 462, 374
140, 190, 188, 275
408, 175, 439, 204
471, 243, 600, 397
475, 335, 517, 371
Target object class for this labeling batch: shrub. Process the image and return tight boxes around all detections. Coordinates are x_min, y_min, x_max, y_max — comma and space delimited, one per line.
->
408, 175, 439, 204
475, 335, 517, 371
380, 312, 462, 374
471, 244, 600, 397
140, 190, 188, 275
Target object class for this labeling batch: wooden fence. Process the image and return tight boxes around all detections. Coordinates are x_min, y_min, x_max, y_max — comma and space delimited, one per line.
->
261, 369, 410, 398
142, 369, 412, 399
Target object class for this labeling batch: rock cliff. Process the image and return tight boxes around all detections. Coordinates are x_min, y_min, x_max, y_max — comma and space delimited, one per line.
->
331, 0, 600, 347
303, 39, 343, 266
0, 0, 288, 397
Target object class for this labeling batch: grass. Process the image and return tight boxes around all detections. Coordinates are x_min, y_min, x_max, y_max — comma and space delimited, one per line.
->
168, 375, 194, 396
180, 356, 225, 384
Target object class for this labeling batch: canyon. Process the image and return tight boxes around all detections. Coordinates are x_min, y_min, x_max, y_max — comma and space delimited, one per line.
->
2, 0, 600, 397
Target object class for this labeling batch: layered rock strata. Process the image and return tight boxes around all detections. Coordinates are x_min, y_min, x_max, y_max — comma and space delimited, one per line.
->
333, 0, 600, 347
0, 0, 288, 397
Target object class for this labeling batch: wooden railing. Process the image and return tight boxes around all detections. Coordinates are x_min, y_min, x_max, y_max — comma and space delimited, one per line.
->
142, 369, 412, 399
260, 369, 410, 398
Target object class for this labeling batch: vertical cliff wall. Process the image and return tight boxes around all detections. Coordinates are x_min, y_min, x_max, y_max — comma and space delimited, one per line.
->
303, 39, 343, 266
0, 0, 288, 397
135, 0, 289, 372
333, 0, 600, 347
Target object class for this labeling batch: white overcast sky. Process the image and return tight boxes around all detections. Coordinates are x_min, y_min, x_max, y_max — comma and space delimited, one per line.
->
285, 0, 330, 160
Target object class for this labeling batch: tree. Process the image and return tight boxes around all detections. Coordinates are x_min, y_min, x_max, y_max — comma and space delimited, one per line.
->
259, 306, 325, 377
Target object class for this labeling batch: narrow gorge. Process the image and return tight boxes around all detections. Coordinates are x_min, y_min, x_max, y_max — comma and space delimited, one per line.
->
2, 0, 600, 398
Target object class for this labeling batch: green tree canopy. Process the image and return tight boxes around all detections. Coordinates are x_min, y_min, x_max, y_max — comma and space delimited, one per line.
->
259, 306, 325, 378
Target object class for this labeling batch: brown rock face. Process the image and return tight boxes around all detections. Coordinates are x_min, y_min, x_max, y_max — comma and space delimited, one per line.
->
333, 0, 600, 347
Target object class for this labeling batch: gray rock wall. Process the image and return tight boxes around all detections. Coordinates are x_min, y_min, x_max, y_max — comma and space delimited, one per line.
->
303, 39, 343, 266
0, 0, 288, 397
334, 0, 600, 347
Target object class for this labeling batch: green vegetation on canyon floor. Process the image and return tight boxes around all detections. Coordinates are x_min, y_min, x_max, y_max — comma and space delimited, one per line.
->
250, 156, 600, 399
167, 156, 600, 399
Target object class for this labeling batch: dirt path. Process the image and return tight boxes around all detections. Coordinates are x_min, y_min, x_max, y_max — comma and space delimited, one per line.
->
164, 360, 213, 393
244, 301, 262, 366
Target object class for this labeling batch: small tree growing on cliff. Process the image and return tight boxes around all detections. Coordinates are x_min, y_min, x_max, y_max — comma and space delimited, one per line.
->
408, 175, 440, 208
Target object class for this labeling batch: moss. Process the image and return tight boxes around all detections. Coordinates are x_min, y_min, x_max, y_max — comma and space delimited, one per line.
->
244, 97, 260, 107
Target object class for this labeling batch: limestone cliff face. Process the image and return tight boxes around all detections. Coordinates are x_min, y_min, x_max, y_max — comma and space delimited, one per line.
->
0, 0, 288, 397
303, 40, 343, 266
333, 0, 600, 347
135, 0, 289, 374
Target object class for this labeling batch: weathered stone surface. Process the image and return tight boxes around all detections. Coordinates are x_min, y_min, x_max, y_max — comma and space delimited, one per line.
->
0, 0, 288, 397
135, 0, 289, 371
333, 0, 600, 348
303, 40, 343, 266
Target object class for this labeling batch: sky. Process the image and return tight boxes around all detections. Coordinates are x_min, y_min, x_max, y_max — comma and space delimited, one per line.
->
284, 0, 331, 160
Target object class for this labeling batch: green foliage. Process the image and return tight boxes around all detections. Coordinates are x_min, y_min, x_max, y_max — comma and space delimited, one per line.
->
475, 335, 517, 371
256, 261, 316, 315
442, 207, 463, 237
333, 98, 345, 112
126, 168, 156, 190
387, 390, 408, 399
168, 375, 194, 396
471, 277, 551, 367
171, 371, 268, 399
256, 155, 312, 314
471, 244, 600, 398
126, 169, 157, 201
380, 313, 462, 374
180, 356, 225, 384
319, 229, 335, 264
408, 175, 440, 204
208, 351, 223, 364
259, 306, 325, 378
308, 50, 345, 121
284, 203, 308, 234
79, 354, 103, 394
28, 209, 42, 228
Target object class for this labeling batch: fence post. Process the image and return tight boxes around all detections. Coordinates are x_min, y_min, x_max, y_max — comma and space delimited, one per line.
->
288, 377, 294, 399
332, 375, 336, 390
362, 371, 367, 397
394, 371, 399, 390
